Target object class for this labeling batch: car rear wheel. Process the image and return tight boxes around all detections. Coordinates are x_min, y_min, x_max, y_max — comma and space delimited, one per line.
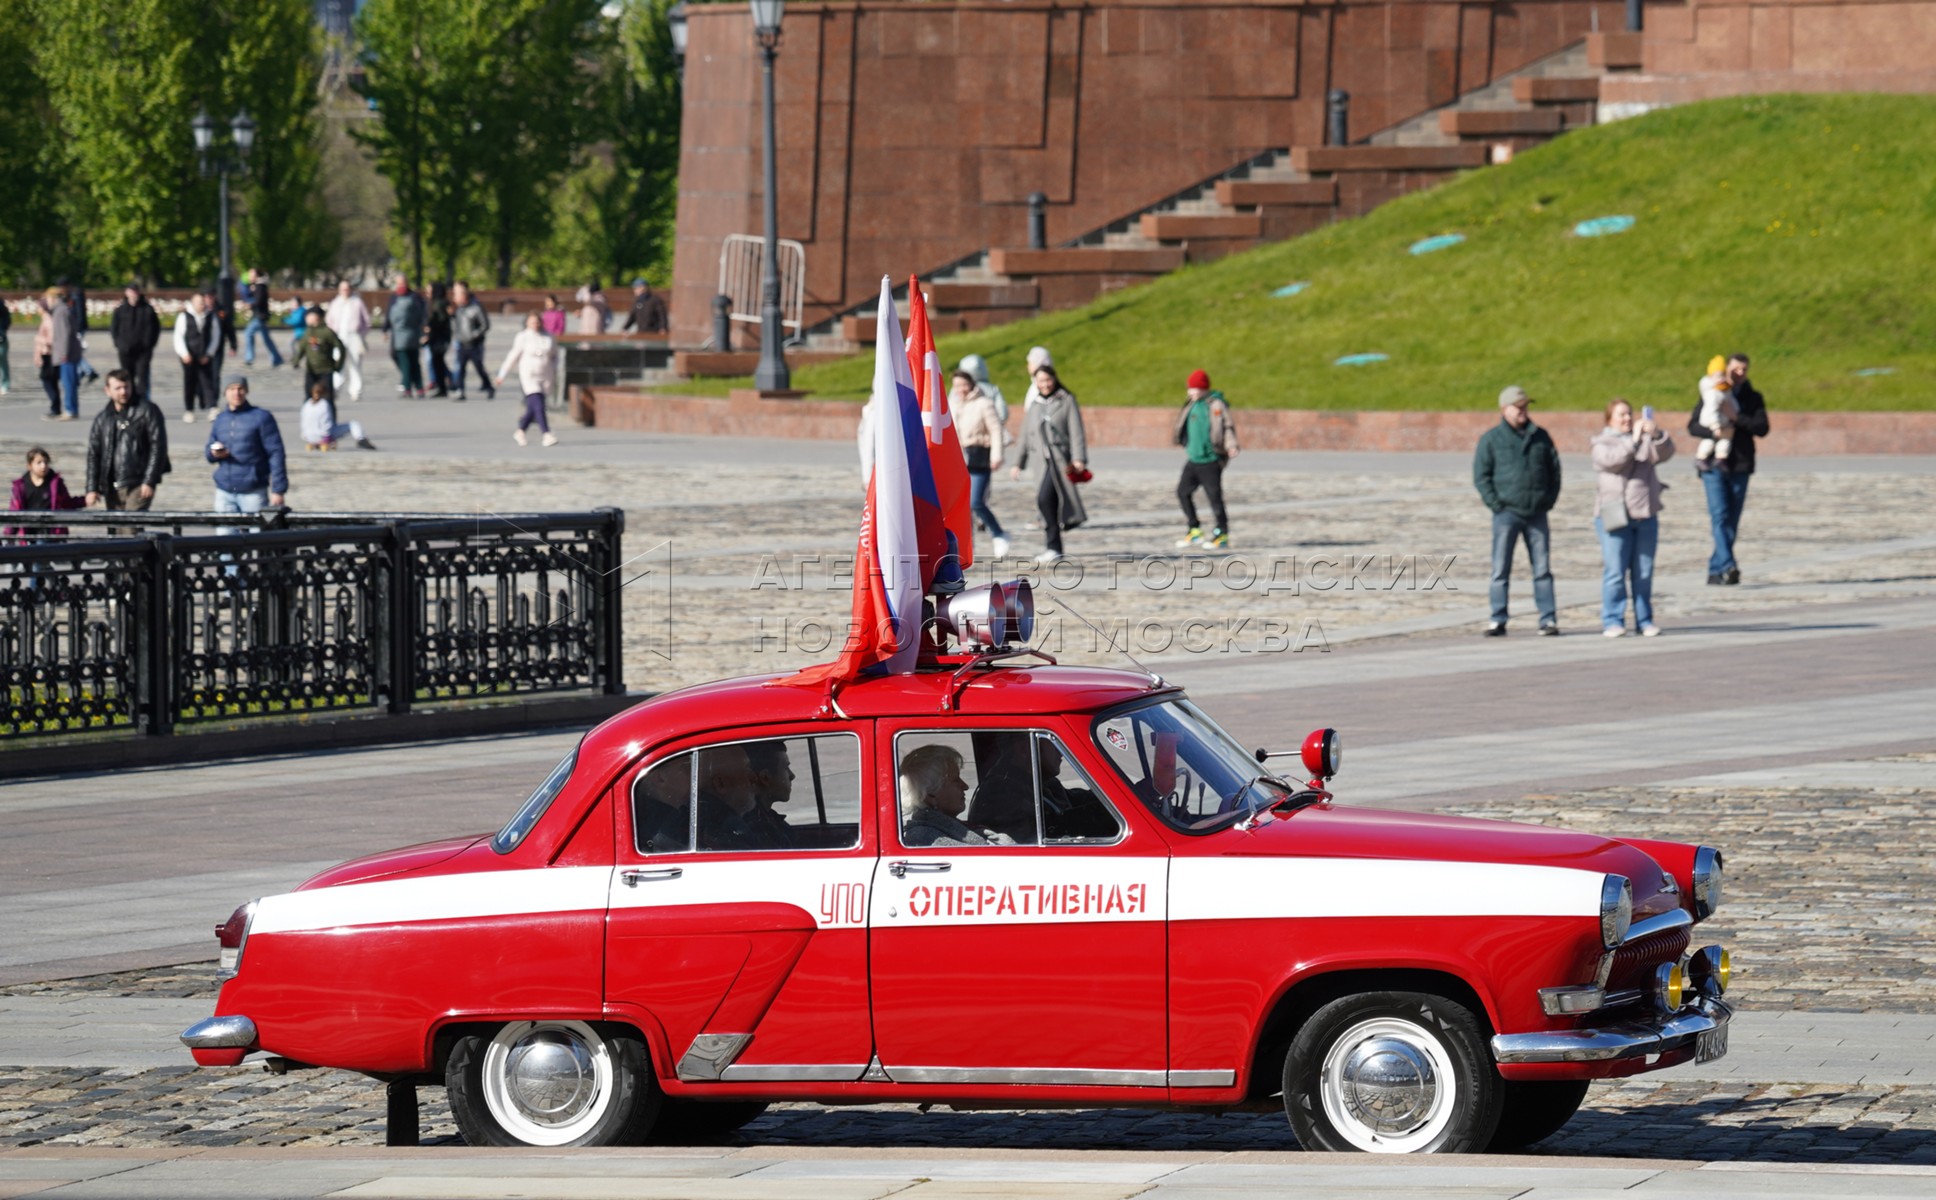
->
1282, 991, 1502, 1153
1488, 1078, 1590, 1151
648, 1099, 771, 1142
447, 1020, 658, 1147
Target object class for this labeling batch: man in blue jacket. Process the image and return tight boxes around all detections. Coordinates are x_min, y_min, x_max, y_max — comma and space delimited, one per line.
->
207, 375, 288, 527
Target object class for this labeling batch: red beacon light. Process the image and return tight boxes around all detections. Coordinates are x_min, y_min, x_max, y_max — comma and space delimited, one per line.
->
1301, 727, 1341, 790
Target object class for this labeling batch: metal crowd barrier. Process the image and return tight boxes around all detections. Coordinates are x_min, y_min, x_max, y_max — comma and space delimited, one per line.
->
0, 509, 626, 741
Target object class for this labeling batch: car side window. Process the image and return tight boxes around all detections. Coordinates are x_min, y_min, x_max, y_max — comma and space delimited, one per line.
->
633, 753, 693, 855
895, 730, 1122, 849
1033, 732, 1123, 843
693, 733, 863, 854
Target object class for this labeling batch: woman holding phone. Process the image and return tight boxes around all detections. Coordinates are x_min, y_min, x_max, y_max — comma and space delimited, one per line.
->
1590, 398, 1675, 637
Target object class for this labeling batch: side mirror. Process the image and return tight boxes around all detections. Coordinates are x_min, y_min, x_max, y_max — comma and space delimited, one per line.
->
1301, 728, 1341, 781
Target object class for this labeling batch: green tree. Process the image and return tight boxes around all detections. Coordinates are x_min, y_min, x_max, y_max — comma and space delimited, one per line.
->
577, 0, 682, 286
27, 0, 335, 284
0, 7, 78, 283
30, 0, 210, 283
471, 0, 608, 286
219, 0, 340, 277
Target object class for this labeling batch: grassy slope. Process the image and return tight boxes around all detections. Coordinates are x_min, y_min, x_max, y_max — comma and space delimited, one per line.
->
766, 94, 1936, 410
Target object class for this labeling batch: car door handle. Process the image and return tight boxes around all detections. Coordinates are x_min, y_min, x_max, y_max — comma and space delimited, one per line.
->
888, 861, 951, 879
621, 868, 683, 887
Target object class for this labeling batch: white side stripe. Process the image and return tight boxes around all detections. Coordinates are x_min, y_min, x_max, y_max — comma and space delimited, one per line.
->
251, 867, 611, 936
248, 855, 1608, 937
1169, 858, 1605, 922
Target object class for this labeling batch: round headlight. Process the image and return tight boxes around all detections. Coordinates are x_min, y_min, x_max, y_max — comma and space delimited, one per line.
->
1600, 875, 1633, 949
1654, 961, 1685, 1011
1691, 846, 1723, 919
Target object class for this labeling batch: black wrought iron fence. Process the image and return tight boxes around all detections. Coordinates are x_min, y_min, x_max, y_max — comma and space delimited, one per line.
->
0, 510, 625, 741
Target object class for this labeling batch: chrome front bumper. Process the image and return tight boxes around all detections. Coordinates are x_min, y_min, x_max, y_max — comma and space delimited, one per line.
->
1491, 997, 1731, 1064
181, 1014, 257, 1050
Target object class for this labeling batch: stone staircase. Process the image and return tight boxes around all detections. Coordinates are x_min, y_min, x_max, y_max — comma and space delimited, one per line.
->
796, 41, 1605, 358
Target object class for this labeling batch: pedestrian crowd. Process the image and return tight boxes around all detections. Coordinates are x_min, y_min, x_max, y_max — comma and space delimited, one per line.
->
4, 272, 681, 534
7, 278, 1767, 629
1476, 352, 1767, 638
855, 342, 1764, 642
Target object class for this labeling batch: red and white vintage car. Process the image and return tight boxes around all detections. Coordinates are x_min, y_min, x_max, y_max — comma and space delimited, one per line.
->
184, 617, 1731, 1154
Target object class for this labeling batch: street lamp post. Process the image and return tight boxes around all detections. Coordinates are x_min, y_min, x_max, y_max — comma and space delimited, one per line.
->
750, 0, 789, 392
668, 2, 688, 83
193, 108, 256, 329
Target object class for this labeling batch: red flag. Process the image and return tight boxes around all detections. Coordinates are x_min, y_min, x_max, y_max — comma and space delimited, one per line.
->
906, 279, 975, 573
779, 278, 939, 690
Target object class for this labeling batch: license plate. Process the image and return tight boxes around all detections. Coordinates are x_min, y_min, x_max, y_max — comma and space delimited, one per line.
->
1695, 1023, 1728, 1063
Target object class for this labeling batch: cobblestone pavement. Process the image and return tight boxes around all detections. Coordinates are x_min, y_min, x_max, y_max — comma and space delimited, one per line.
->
2, 432, 1931, 692
4, 1068, 1935, 1163
1454, 783, 1936, 1014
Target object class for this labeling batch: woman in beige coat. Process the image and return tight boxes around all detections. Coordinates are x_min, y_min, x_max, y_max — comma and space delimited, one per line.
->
950, 370, 1009, 559
1591, 398, 1675, 637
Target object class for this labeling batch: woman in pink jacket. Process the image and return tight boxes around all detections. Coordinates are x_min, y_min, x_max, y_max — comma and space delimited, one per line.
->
1591, 398, 1676, 637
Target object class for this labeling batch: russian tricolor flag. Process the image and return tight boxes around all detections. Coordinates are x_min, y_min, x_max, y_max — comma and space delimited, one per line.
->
785, 277, 950, 687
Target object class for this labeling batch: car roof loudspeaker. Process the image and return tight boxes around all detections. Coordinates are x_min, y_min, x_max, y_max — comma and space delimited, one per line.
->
935, 579, 1034, 649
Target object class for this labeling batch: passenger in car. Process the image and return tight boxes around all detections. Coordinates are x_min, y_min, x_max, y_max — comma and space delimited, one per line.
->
899, 744, 1016, 848
963, 737, 1040, 843
697, 743, 794, 851
739, 740, 797, 849
635, 758, 692, 853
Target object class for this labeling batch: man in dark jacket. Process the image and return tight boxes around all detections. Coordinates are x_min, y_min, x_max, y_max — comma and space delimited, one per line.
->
85, 369, 170, 523
1473, 385, 1563, 636
450, 281, 494, 400
207, 375, 288, 529
242, 268, 285, 368
1689, 352, 1769, 586
624, 278, 668, 335
386, 280, 426, 397
110, 284, 163, 402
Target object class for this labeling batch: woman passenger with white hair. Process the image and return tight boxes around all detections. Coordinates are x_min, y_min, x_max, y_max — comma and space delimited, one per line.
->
899, 744, 1016, 848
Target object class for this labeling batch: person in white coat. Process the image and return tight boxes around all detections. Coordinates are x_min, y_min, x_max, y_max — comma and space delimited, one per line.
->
299, 383, 377, 451
325, 281, 371, 402
496, 313, 558, 446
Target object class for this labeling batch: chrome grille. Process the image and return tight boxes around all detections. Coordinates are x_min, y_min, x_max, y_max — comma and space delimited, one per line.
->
1608, 925, 1690, 992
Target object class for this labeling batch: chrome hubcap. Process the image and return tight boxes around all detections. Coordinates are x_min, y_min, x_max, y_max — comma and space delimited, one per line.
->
1337, 1036, 1437, 1134
1318, 1016, 1458, 1152
479, 1020, 615, 1146
505, 1030, 597, 1126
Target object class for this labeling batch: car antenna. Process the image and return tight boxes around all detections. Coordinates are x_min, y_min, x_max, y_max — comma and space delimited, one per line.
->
1041, 593, 1165, 688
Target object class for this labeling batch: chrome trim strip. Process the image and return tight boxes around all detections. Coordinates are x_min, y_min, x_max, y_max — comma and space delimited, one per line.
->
1492, 997, 1731, 1064
1624, 907, 1692, 944
884, 1066, 1168, 1087
718, 1062, 869, 1082
1168, 1069, 1237, 1088
861, 1055, 891, 1083
676, 1032, 753, 1082
180, 1015, 257, 1049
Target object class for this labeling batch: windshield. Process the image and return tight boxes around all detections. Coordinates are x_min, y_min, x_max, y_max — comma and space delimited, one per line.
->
1093, 699, 1291, 834
492, 749, 578, 854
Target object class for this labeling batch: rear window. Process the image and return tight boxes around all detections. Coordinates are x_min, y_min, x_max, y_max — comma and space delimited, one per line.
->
493, 749, 579, 853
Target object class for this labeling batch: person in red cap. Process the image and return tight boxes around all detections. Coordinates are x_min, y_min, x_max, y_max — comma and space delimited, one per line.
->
1173, 368, 1238, 549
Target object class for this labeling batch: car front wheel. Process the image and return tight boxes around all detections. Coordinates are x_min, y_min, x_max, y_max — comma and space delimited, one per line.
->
447, 1020, 658, 1147
1283, 991, 1502, 1153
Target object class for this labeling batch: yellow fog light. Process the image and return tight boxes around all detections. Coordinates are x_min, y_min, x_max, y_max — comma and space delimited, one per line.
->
1655, 961, 1685, 1011
1686, 944, 1732, 997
